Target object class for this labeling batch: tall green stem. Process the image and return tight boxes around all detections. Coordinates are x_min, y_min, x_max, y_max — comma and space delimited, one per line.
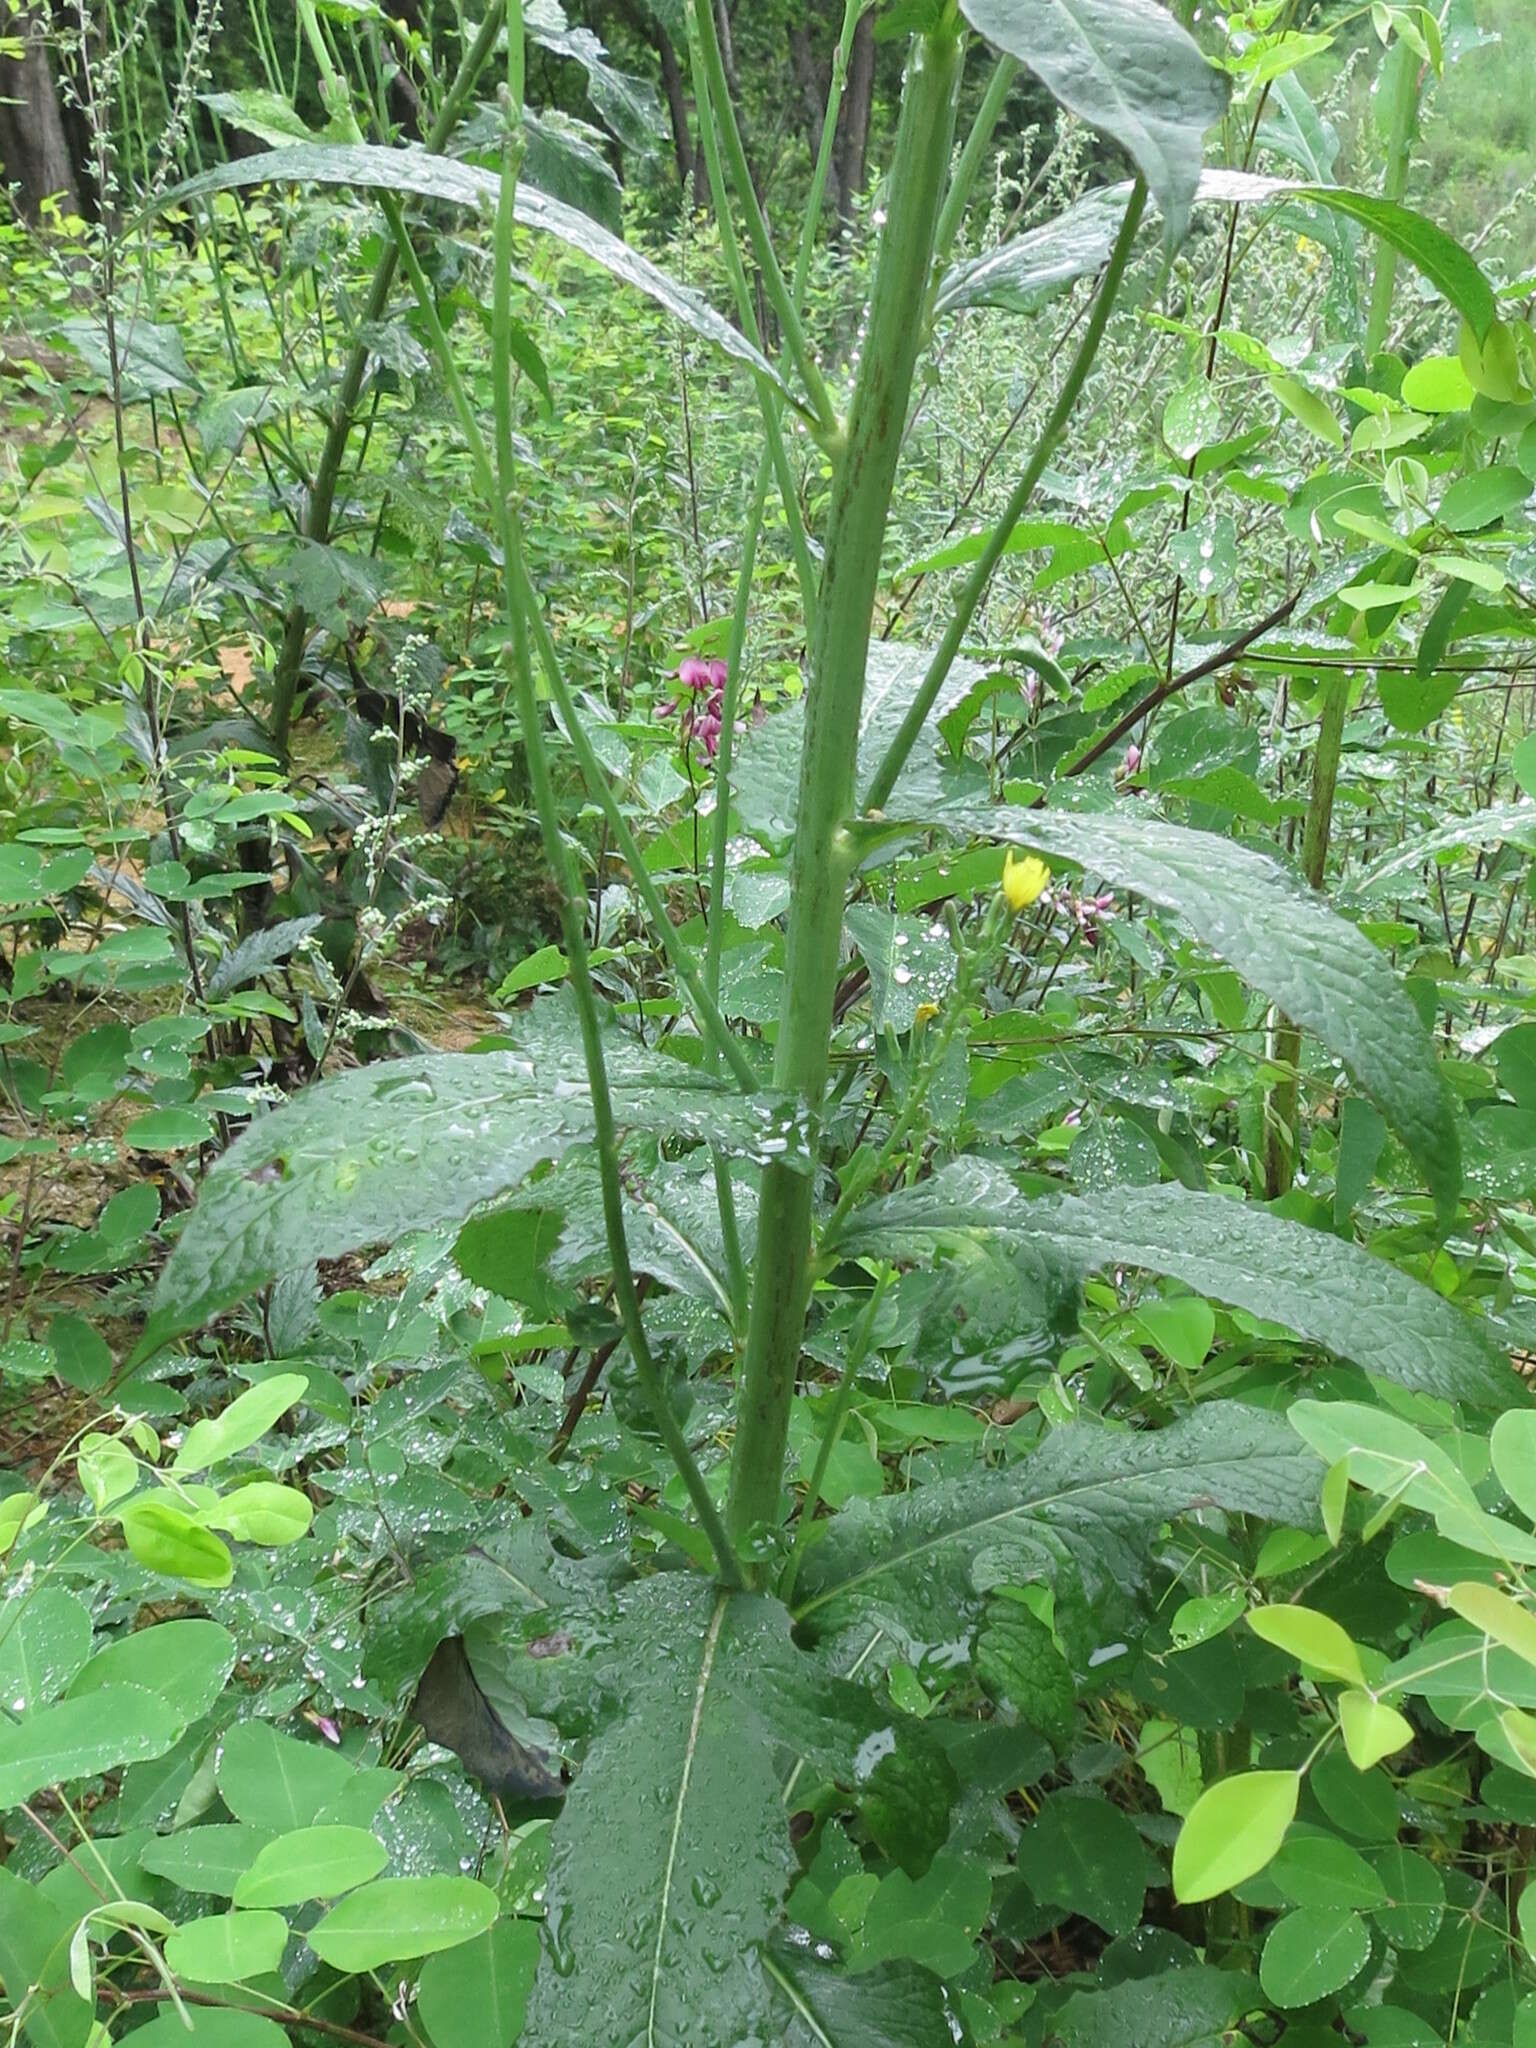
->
865, 177, 1148, 814
1264, 675, 1347, 1199
267, 2, 506, 756
726, 25, 962, 1555
1364, 36, 1420, 359
930, 53, 1018, 285
378, 65, 741, 1587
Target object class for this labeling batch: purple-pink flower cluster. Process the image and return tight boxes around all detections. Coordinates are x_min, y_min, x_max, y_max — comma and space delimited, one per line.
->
661, 656, 729, 758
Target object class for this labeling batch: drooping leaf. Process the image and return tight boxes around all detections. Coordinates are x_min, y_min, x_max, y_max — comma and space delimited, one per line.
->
173, 1373, 309, 1472
1353, 800, 1536, 896
937, 808, 1460, 1220
143, 146, 805, 413
937, 180, 1140, 316
958, 0, 1228, 244
840, 1164, 1509, 1403
140, 1000, 797, 1351
791, 1403, 1318, 1645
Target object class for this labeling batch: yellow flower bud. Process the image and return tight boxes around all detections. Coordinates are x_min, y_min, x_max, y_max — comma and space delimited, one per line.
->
913, 1001, 940, 1026
1001, 849, 1050, 911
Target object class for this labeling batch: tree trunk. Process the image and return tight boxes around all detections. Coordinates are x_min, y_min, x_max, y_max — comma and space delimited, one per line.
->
832, 11, 874, 228
0, 10, 80, 220
655, 20, 693, 189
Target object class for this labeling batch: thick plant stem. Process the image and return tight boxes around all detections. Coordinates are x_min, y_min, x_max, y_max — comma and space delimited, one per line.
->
864, 178, 1148, 814
266, 2, 506, 756
726, 26, 962, 1555
1364, 36, 1420, 358
1264, 676, 1347, 1199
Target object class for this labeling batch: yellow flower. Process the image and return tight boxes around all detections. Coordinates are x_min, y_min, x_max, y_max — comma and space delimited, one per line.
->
1002, 849, 1050, 911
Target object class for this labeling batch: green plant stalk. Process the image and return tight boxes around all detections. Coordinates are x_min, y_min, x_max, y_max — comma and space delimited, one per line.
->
688, 0, 839, 436
1364, 35, 1421, 358
685, 14, 820, 632
779, 1264, 892, 1607
865, 178, 1149, 814
726, 24, 963, 1555
1264, 674, 1348, 1200
929, 52, 1018, 285
698, 1, 868, 1320
377, 168, 741, 1588
267, 1, 507, 756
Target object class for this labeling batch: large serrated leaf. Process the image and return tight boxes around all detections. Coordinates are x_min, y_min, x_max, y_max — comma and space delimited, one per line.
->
521, 1581, 797, 2048
791, 1403, 1318, 1643
958, 0, 1228, 245
140, 1000, 798, 1351
946, 805, 1460, 1223
144, 146, 802, 411
840, 1162, 1511, 1405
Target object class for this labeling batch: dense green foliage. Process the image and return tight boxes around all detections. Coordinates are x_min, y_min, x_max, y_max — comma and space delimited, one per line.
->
3, 0, 1536, 2044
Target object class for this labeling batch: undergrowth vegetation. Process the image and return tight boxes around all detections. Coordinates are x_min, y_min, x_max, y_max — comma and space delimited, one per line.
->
3, 0, 1536, 2043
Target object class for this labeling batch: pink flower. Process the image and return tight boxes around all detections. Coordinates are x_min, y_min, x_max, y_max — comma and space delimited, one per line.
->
1123, 743, 1142, 774
661, 655, 730, 759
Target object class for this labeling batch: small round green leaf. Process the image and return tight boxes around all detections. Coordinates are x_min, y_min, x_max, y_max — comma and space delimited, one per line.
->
204, 1482, 313, 1546
1173, 1769, 1299, 1902
1259, 1905, 1370, 2007
1338, 1689, 1415, 1771
233, 1826, 388, 1908
306, 1876, 499, 1971
165, 1910, 289, 1984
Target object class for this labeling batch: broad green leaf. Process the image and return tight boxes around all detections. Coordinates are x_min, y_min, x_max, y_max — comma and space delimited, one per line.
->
141, 1002, 798, 1351
1271, 1835, 1387, 1909
1014, 1792, 1149, 1936
937, 180, 1139, 316
200, 87, 314, 147
165, 1909, 289, 1984
851, 1851, 990, 1977
1247, 1606, 1368, 1686
1493, 1411, 1536, 1524
1400, 354, 1475, 412
1447, 1581, 1536, 1670
765, 1941, 961, 2047
0, 1683, 185, 1806
173, 1373, 309, 1472
792, 1403, 1318, 1643
1289, 1400, 1479, 1521
68, 1619, 235, 1724
732, 643, 988, 846
522, 1580, 798, 2046
203, 1483, 314, 1546
1173, 1770, 1299, 1901
307, 1875, 499, 1970
948, 810, 1460, 1219
117, 1499, 234, 1588
417, 1921, 540, 2048
1338, 1689, 1415, 1769
1354, 799, 1536, 895
959, 0, 1228, 244
114, 2010, 288, 2048
1369, 1846, 1444, 1948
139, 1826, 277, 1899
1047, 1966, 1250, 2048
840, 1165, 1508, 1403
1437, 464, 1532, 533
0, 1868, 94, 2048
1259, 1906, 1369, 2006
234, 1826, 387, 1907
0, 1585, 92, 1713
144, 146, 804, 413
216, 1721, 357, 1830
